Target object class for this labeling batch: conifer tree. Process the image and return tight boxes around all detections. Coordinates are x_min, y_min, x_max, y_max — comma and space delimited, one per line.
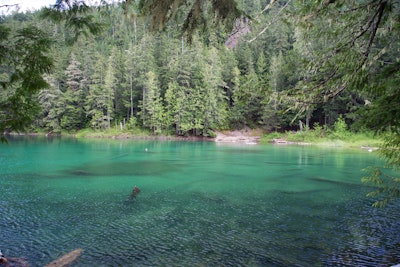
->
37, 77, 64, 132
140, 71, 164, 134
164, 81, 181, 135
200, 45, 228, 134
60, 52, 87, 130
260, 53, 279, 131
104, 47, 118, 128
85, 53, 109, 129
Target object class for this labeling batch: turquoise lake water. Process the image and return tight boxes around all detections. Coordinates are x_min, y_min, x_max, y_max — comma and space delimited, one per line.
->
0, 136, 399, 266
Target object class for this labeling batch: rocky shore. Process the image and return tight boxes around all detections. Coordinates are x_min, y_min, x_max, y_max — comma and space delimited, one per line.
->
214, 129, 262, 144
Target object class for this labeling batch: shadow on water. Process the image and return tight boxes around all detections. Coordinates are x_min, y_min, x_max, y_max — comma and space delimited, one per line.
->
64, 160, 181, 177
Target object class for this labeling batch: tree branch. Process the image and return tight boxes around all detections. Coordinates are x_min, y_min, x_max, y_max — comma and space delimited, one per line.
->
0, 4, 19, 9
247, 0, 291, 43
364, 0, 386, 58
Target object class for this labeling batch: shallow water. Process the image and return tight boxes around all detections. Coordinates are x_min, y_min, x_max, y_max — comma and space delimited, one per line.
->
0, 136, 399, 266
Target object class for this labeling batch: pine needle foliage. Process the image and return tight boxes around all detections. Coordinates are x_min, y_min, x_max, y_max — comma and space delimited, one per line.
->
137, 0, 243, 41
40, 0, 104, 44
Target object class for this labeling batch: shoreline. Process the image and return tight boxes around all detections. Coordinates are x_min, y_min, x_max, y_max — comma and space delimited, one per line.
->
4, 128, 263, 144
4, 131, 381, 151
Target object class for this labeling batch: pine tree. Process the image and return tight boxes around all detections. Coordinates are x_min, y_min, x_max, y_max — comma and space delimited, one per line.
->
60, 52, 87, 130
164, 81, 181, 134
124, 43, 137, 121
261, 52, 284, 131
37, 76, 64, 132
230, 66, 262, 128
85, 53, 110, 129
200, 45, 228, 135
137, 0, 243, 40
104, 47, 118, 128
139, 71, 164, 134
164, 53, 195, 136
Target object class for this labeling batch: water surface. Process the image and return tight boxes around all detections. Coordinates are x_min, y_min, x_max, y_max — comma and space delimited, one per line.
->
0, 136, 399, 266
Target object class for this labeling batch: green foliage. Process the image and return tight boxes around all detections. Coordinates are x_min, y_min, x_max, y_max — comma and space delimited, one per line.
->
362, 166, 400, 208
37, 85, 64, 132
7, 1, 372, 138
331, 115, 348, 139
138, 0, 244, 41
260, 126, 384, 148
85, 53, 109, 129
139, 71, 165, 134
362, 131, 400, 207
0, 23, 53, 139
230, 68, 263, 128
381, 133, 400, 169
259, 132, 283, 143
60, 53, 87, 130
125, 117, 137, 130
284, 130, 311, 143
40, 0, 103, 44
312, 123, 324, 138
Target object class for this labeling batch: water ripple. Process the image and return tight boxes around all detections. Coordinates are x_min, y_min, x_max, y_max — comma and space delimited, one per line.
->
1, 141, 399, 266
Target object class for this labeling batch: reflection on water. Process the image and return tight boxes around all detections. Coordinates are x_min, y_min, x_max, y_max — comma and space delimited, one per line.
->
0, 136, 399, 266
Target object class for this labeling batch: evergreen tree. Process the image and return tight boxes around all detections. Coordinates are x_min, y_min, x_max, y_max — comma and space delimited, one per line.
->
164, 46, 197, 135
124, 33, 157, 126
164, 81, 181, 135
139, 71, 164, 134
124, 43, 137, 121
60, 52, 87, 130
85, 53, 110, 129
261, 52, 283, 131
230, 67, 262, 128
37, 76, 64, 132
200, 45, 228, 134
104, 47, 118, 128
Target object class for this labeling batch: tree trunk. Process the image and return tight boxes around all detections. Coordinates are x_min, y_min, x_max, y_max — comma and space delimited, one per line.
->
130, 72, 134, 118
134, 16, 137, 44
107, 109, 111, 129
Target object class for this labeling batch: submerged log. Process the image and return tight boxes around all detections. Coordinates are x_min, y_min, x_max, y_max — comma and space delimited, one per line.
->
130, 185, 141, 199
0, 250, 29, 267
44, 249, 83, 267
0, 257, 29, 267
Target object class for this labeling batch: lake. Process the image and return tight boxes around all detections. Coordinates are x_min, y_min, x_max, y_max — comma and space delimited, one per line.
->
0, 136, 399, 266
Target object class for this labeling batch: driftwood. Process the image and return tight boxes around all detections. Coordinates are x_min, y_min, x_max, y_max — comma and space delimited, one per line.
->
44, 249, 83, 267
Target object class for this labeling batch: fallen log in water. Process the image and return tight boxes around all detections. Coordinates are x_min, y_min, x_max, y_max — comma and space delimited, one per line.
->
44, 249, 83, 267
0, 257, 29, 267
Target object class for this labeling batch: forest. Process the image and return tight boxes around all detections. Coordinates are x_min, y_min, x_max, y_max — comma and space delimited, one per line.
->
1, 0, 391, 136
0, 1, 399, 203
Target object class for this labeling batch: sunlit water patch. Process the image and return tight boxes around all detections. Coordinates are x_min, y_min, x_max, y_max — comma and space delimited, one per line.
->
0, 136, 399, 266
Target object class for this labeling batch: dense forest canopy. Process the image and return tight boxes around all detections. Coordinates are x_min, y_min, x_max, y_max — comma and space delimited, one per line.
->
0, 0, 399, 203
